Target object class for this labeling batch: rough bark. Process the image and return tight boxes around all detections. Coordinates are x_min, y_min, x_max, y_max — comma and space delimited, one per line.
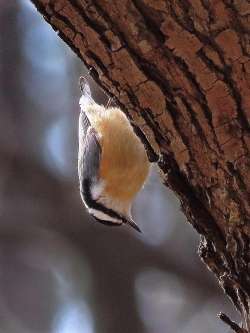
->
30, 0, 250, 330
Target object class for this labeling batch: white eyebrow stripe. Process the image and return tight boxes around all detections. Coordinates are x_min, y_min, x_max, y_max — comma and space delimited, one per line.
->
88, 208, 122, 224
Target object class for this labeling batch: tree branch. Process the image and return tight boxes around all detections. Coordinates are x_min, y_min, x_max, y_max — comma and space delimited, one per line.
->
30, 0, 250, 330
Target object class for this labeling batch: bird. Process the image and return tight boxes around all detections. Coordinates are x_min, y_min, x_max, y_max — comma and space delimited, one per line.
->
78, 77, 150, 232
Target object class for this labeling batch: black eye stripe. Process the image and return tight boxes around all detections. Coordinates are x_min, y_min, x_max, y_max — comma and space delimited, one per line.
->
81, 179, 127, 223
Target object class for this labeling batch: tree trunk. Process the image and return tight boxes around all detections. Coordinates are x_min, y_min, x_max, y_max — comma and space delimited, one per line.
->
30, 0, 250, 331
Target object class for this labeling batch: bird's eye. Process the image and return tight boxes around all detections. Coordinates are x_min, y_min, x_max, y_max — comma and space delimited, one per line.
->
92, 216, 122, 227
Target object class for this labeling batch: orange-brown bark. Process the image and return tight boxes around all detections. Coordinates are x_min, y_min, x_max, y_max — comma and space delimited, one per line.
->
30, 0, 250, 330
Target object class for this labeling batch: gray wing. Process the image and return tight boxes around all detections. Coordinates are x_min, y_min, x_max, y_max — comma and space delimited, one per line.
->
78, 112, 101, 186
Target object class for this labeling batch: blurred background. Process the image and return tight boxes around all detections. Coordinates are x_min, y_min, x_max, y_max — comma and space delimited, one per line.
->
0, 1, 238, 332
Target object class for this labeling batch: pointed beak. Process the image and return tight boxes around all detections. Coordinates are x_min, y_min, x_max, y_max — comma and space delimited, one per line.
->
126, 218, 142, 233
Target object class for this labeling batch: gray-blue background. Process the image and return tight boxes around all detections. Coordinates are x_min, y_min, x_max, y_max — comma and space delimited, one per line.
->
0, 2, 237, 332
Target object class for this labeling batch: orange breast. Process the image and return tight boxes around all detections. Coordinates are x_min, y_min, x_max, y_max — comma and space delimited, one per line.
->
96, 108, 150, 202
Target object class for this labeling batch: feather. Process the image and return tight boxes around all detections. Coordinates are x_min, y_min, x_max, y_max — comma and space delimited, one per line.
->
79, 77, 95, 110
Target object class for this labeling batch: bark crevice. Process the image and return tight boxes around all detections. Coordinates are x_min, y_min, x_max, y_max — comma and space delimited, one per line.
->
30, 0, 250, 330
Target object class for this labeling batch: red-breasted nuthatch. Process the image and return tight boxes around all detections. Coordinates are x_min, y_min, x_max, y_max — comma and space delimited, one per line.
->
78, 78, 150, 232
